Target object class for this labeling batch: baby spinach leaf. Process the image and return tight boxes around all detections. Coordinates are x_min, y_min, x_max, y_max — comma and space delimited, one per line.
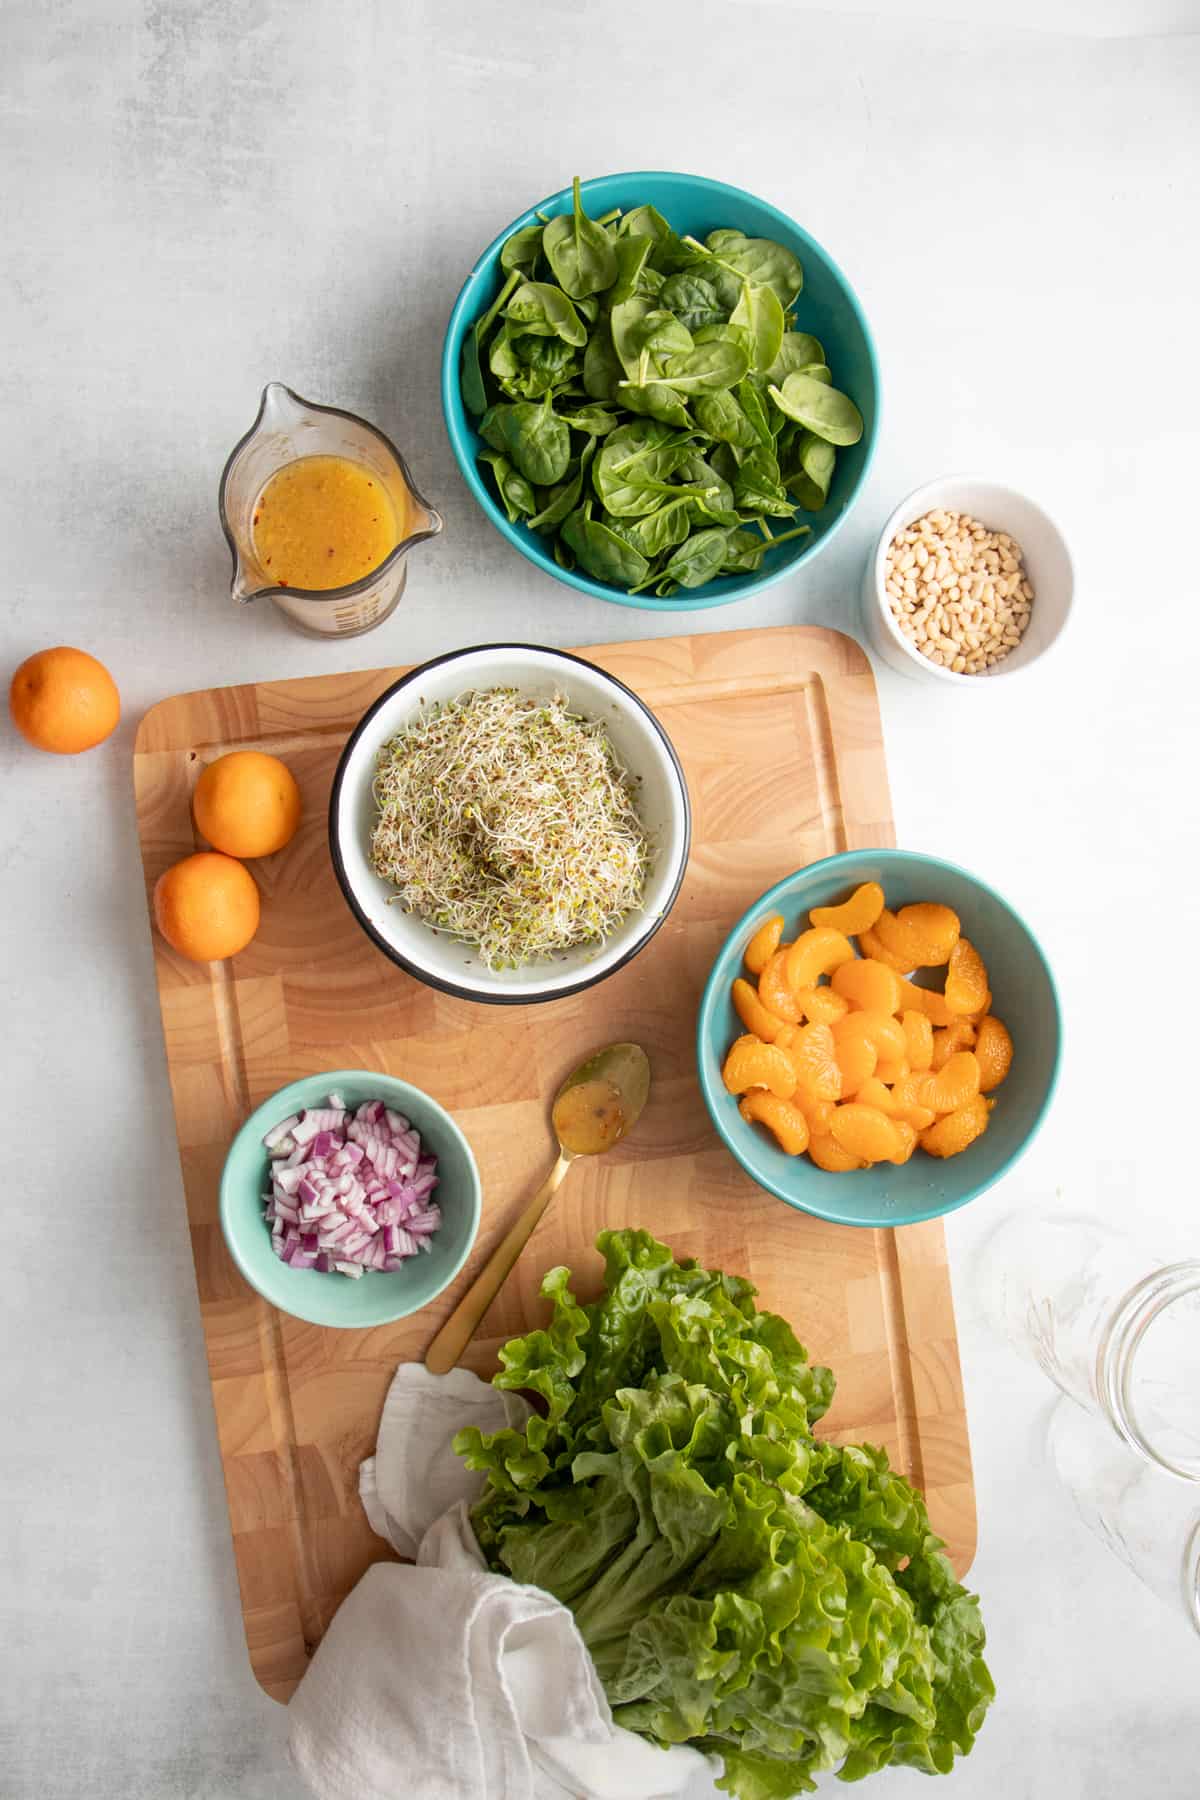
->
528, 438, 596, 533
692, 388, 760, 448
478, 449, 537, 524
505, 281, 587, 347
766, 331, 826, 384
500, 225, 544, 276
608, 234, 654, 305
658, 273, 726, 332
768, 372, 863, 444
721, 528, 767, 573
543, 177, 618, 298
735, 376, 774, 446
561, 403, 621, 436
620, 381, 694, 429
488, 327, 522, 387
610, 296, 657, 378
624, 497, 696, 559
783, 430, 837, 511
659, 527, 731, 589
461, 332, 490, 416
657, 339, 750, 394
707, 441, 741, 492
484, 395, 571, 485
631, 309, 694, 362
693, 321, 755, 359
562, 500, 651, 586
461, 269, 522, 416
704, 228, 746, 253
729, 281, 785, 374
618, 203, 689, 271
693, 229, 804, 307
594, 421, 693, 516
674, 450, 735, 514
733, 443, 798, 518
583, 330, 623, 401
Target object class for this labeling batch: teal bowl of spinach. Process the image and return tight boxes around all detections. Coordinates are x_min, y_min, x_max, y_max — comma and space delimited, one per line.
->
442, 171, 880, 610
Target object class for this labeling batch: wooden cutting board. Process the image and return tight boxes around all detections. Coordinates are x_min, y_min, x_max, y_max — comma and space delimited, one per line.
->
133, 625, 976, 1702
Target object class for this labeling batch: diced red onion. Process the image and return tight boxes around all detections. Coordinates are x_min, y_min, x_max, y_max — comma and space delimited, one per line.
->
262, 1093, 441, 1279
264, 1114, 300, 1152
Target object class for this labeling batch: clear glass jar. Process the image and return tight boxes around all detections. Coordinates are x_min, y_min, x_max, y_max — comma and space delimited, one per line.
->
219, 383, 443, 638
1047, 1397, 1200, 1633
976, 1212, 1200, 1479
977, 1212, 1200, 1632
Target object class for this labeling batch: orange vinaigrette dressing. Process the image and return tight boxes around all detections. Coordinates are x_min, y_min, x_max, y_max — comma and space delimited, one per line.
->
251, 455, 402, 590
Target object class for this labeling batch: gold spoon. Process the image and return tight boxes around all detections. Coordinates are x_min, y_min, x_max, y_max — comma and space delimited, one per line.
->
424, 1042, 651, 1375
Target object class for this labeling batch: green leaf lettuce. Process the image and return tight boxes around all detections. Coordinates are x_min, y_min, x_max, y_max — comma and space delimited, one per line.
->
456, 1229, 993, 1797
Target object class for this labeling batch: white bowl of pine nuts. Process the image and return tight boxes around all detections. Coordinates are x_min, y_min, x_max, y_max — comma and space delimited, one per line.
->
861, 476, 1074, 685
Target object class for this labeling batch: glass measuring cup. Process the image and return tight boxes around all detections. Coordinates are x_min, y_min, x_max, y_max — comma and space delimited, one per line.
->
219, 383, 443, 638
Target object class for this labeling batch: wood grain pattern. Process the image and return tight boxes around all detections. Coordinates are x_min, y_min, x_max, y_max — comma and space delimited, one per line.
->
132, 625, 976, 1703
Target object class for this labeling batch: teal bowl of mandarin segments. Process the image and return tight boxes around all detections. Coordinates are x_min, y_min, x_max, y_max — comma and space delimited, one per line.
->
697, 850, 1062, 1228
441, 171, 880, 611
219, 1072, 481, 1329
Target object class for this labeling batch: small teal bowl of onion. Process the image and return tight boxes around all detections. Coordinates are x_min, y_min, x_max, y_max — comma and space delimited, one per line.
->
219, 1071, 482, 1329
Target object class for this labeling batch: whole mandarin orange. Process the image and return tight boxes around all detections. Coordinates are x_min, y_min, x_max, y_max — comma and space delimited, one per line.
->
9, 646, 120, 754
192, 750, 302, 858
153, 852, 260, 962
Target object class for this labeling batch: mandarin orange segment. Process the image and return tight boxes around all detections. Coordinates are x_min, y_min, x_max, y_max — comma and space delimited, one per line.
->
739, 1091, 811, 1155
792, 1089, 836, 1137
830, 957, 903, 1018
785, 927, 856, 994
789, 1022, 843, 1103
744, 913, 785, 976
830, 1017, 877, 1097
924, 1050, 981, 1115
722, 1035, 798, 1100
875, 902, 960, 969
889, 1121, 919, 1165
855, 1076, 896, 1113
858, 923, 918, 975
901, 1010, 934, 1071
831, 1010, 908, 1097
931, 1017, 977, 1071
897, 980, 957, 1027
944, 937, 990, 1016
732, 977, 785, 1043
834, 1009, 907, 1063
758, 947, 801, 1024
920, 1093, 990, 1158
808, 1133, 866, 1172
859, 1075, 935, 1131
809, 881, 885, 936
830, 1103, 905, 1164
794, 984, 850, 1026
875, 1057, 909, 1084
974, 1015, 1013, 1092
890, 1072, 938, 1128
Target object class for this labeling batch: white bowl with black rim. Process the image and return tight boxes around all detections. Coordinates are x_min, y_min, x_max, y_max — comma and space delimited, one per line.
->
328, 643, 691, 1004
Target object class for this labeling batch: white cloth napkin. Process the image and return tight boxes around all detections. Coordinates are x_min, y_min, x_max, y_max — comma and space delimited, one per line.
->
287, 1363, 720, 1800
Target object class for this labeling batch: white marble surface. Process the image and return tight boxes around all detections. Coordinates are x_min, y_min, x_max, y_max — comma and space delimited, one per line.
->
3, 3, 1200, 1796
